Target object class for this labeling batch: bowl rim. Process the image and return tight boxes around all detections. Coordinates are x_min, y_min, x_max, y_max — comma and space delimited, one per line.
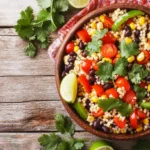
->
55, 3, 150, 140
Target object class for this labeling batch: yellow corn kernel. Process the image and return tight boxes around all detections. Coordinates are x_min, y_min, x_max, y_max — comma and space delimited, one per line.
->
91, 96, 99, 103
90, 91, 96, 97
147, 33, 150, 39
102, 58, 112, 63
137, 52, 145, 62
136, 125, 143, 132
129, 22, 136, 30
90, 29, 96, 36
114, 34, 119, 39
99, 15, 105, 22
139, 17, 145, 25
125, 37, 132, 44
103, 115, 108, 119
74, 46, 79, 52
121, 129, 126, 134
91, 53, 97, 57
143, 118, 149, 125
100, 95, 107, 99
116, 53, 121, 58
127, 55, 135, 63
87, 116, 94, 123
147, 84, 150, 92
91, 21, 97, 29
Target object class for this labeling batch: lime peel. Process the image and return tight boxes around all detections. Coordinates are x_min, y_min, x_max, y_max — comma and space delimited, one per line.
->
68, 0, 90, 8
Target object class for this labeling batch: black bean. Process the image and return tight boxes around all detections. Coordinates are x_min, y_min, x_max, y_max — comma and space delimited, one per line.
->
134, 29, 140, 37
70, 52, 77, 56
68, 56, 75, 63
79, 41, 85, 50
134, 38, 140, 44
93, 119, 101, 130
65, 63, 74, 72
124, 25, 132, 37
85, 99, 90, 111
89, 69, 95, 76
82, 51, 88, 57
61, 71, 66, 78
145, 76, 150, 81
127, 63, 133, 71
142, 65, 146, 70
89, 76, 95, 85
103, 83, 114, 90
102, 126, 109, 133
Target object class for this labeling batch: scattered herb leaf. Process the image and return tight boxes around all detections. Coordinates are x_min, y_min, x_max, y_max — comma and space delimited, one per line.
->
119, 40, 140, 58
96, 61, 113, 82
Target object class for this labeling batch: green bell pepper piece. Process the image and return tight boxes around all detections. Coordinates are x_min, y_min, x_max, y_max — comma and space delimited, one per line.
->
140, 101, 150, 109
112, 10, 144, 31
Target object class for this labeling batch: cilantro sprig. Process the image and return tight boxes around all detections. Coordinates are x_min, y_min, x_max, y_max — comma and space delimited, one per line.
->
15, 0, 69, 57
85, 29, 108, 55
38, 114, 85, 150
98, 98, 132, 117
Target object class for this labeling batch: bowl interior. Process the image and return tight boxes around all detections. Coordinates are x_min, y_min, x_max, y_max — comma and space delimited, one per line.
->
55, 4, 150, 140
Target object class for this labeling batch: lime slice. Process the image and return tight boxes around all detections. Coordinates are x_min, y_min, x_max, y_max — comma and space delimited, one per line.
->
68, 0, 90, 8
73, 101, 88, 120
90, 140, 114, 150
60, 73, 78, 103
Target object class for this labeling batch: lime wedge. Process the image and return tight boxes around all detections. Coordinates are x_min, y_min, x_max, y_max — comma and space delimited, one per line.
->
90, 140, 114, 150
60, 73, 78, 103
68, 0, 90, 8
73, 101, 88, 120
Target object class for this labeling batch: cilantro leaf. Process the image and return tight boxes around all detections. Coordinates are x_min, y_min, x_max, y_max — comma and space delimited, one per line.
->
85, 40, 102, 55
38, 133, 61, 150
98, 98, 132, 117
117, 102, 132, 117
74, 142, 84, 150
53, 0, 69, 12
92, 29, 108, 41
133, 140, 150, 150
55, 114, 75, 136
134, 85, 147, 101
24, 42, 37, 57
98, 98, 122, 111
53, 13, 65, 27
96, 61, 113, 82
37, 0, 52, 9
14, 7, 34, 39
128, 64, 149, 84
57, 141, 70, 150
112, 57, 128, 77
85, 29, 108, 55
119, 40, 140, 58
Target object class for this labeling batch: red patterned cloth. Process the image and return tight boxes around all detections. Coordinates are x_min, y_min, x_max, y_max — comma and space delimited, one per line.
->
48, 0, 150, 61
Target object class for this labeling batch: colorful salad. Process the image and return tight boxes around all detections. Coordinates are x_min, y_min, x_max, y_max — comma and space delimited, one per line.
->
60, 8, 150, 134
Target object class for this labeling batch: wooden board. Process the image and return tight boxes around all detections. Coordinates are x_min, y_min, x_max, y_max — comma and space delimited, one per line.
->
0, 132, 138, 150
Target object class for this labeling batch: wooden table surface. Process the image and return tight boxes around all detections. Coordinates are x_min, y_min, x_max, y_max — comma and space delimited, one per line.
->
0, 0, 150, 150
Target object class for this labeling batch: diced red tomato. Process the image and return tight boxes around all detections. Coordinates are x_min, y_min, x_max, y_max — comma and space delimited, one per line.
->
92, 61, 99, 71
114, 116, 126, 129
76, 29, 91, 43
112, 58, 119, 64
105, 88, 119, 98
92, 108, 104, 117
115, 77, 131, 91
65, 42, 74, 54
78, 75, 91, 93
130, 112, 139, 129
92, 84, 105, 97
101, 44, 118, 58
137, 50, 149, 64
139, 82, 147, 88
135, 109, 147, 119
103, 16, 114, 29
102, 32, 117, 44
81, 59, 92, 73
123, 90, 136, 105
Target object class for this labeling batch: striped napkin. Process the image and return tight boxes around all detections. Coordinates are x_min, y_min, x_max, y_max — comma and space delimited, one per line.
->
48, 0, 150, 62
